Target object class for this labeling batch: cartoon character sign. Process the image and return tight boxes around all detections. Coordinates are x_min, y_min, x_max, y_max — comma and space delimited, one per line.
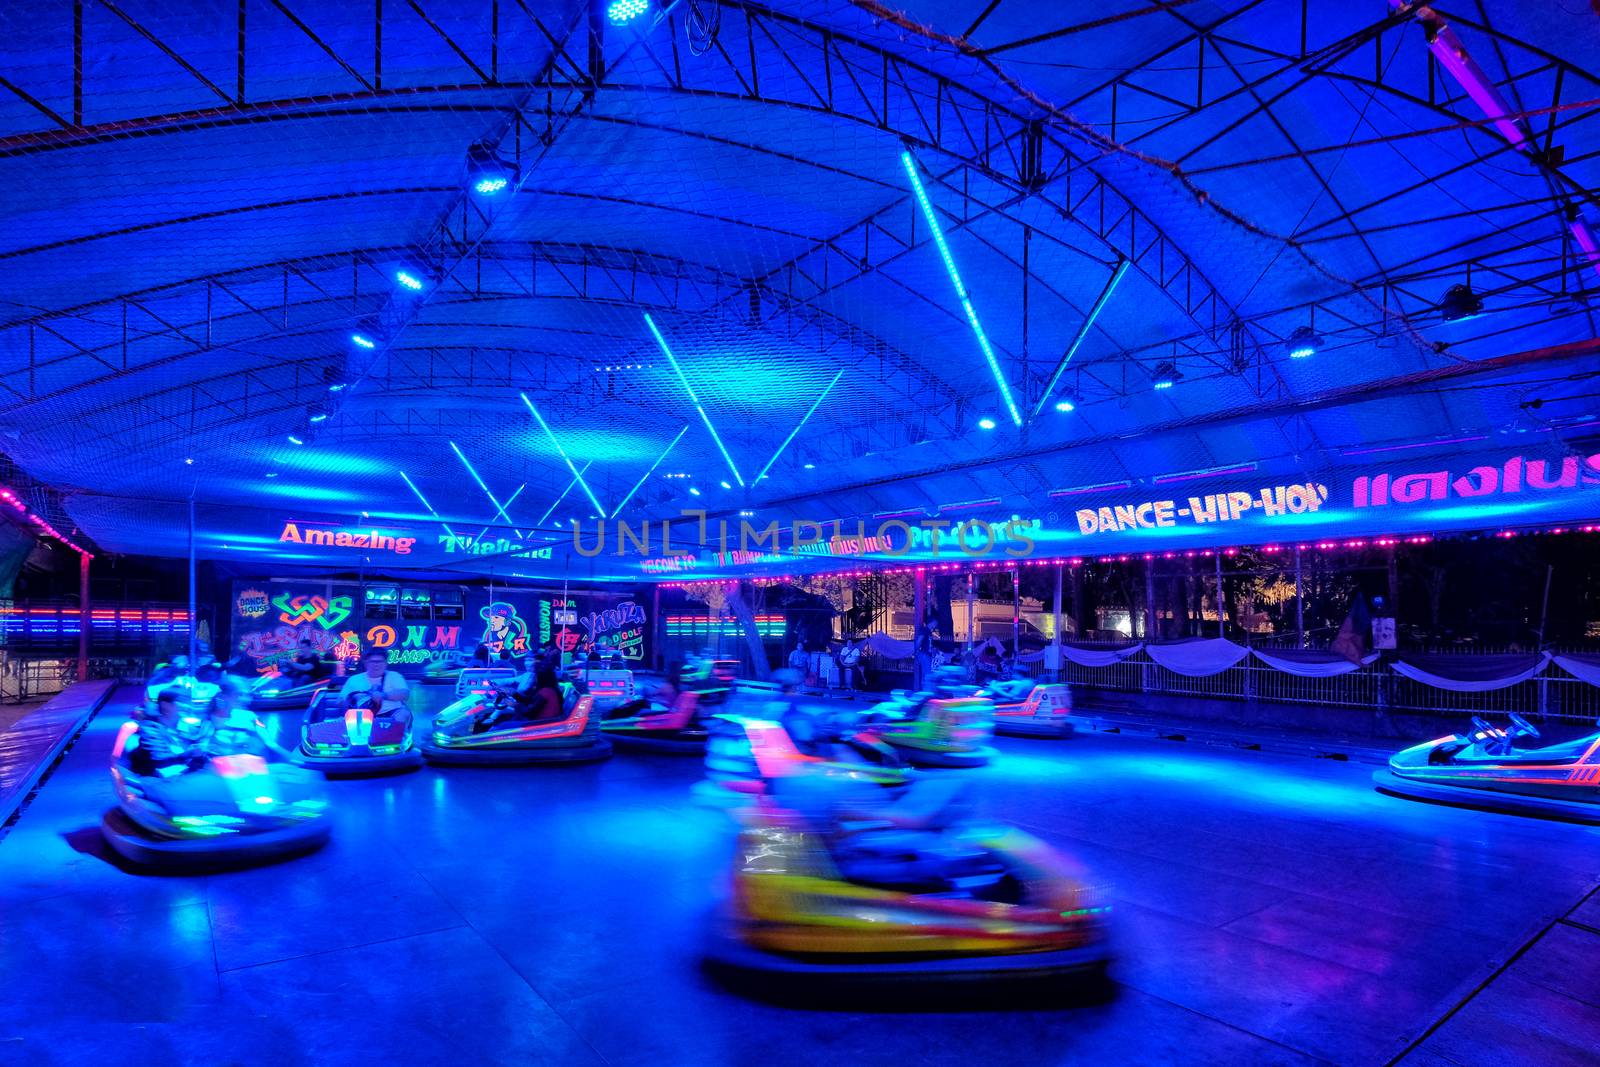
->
480, 601, 530, 656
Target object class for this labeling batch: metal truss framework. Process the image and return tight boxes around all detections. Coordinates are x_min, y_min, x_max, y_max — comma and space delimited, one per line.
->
1058, 2, 1600, 324
0, 2, 1595, 506
1, 241, 968, 462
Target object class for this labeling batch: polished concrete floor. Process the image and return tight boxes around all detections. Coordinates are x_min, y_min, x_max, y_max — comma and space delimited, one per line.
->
2, 684, 1598, 1066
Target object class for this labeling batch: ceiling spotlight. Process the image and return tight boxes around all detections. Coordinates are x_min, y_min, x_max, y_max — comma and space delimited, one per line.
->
323, 366, 348, 393
287, 434, 305, 446
265, 472, 278, 478
466, 141, 517, 196
977, 417, 997, 430
1285, 325, 1324, 359
395, 267, 433, 293
1152, 361, 1182, 390
1439, 283, 1484, 322
607, 0, 649, 24
689, 486, 702, 496
184, 458, 194, 465
1053, 393, 1078, 413
307, 402, 329, 424
720, 480, 732, 489
350, 318, 386, 351
803, 462, 816, 470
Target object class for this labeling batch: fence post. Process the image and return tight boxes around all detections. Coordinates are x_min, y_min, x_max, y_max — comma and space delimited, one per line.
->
1538, 675, 1549, 719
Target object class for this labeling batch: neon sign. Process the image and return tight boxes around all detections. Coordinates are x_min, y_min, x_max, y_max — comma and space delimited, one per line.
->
438, 533, 552, 560
1076, 484, 1328, 535
1356, 454, 1600, 507
271, 592, 354, 630
580, 601, 647, 661
279, 522, 416, 554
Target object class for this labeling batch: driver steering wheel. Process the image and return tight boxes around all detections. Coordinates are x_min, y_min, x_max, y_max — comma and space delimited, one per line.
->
1507, 712, 1541, 740
345, 688, 381, 713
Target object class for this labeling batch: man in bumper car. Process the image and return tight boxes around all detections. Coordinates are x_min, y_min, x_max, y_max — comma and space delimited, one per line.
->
337, 650, 411, 728
705, 772, 1111, 993
697, 671, 910, 805
103, 681, 331, 869
296, 649, 421, 774
862, 665, 997, 768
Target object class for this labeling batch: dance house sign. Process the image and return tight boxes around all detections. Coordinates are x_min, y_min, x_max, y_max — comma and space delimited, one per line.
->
1071, 450, 1600, 544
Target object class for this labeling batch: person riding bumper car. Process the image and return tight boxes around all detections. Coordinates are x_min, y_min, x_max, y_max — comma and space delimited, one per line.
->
697, 671, 911, 805
298, 691, 423, 776
983, 673, 1074, 738
862, 666, 998, 768
102, 687, 331, 869
423, 661, 611, 765
250, 637, 335, 711
705, 774, 1111, 990
601, 656, 733, 755
1374, 712, 1600, 823
248, 671, 333, 712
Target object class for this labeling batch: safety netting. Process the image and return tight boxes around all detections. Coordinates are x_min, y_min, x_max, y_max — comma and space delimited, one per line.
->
0, 2, 1594, 576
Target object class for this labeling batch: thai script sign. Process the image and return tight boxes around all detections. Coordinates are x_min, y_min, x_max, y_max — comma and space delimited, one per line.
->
1354, 454, 1600, 507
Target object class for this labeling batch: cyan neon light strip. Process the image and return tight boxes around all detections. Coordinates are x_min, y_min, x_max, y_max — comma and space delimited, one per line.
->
754, 368, 843, 484
398, 470, 459, 540
449, 442, 522, 535
536, 461, 594, 527
613, 425, 689, 516
643, 313, 745, 486
521, 393, 608, 519
1033, 258, 1128, 416
901, 151, 1023, 427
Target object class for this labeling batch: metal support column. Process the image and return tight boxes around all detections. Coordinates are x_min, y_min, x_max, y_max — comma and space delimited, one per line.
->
651, 584, 662, 670
1011, 566, 1020, 658
1052, 563, 1063, 680
187, 493, 198, 666
965, 571, 975, 656
1144, 559, 1157, 640
1215, 552, 1225, 638
1294, 546, 1305, 647
77, 551, 90, 682
913, 568, 927, 689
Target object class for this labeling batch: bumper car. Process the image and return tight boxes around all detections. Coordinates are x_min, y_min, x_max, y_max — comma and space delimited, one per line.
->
421, 652, 473, 686
422, 683, 610, 766
143, 659, 223, 708
697, 700, 912, 806
249, 670, 334, 712
569, 664, 637, 714
1374, 713, 1600, 823
103, 720, 331, 870
983, 676, 1074, 738
863, 670, 997, 768
297, 690, 423, 776
706, 775, 1111, 989
602, 690, 710, 754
